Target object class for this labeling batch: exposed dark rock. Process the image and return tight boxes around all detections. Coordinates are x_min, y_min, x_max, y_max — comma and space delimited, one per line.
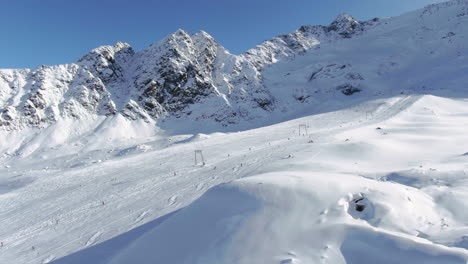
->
309, 68, 323, 81
337, 84, 362, 95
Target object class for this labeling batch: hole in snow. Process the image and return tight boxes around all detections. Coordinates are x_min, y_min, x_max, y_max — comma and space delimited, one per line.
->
355, 198, 366, 212
348, 195, 374, 221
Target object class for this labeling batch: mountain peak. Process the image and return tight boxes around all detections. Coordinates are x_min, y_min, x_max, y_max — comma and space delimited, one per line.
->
332, 13, 357, 24
191, 30, 219, 48
144, 28, 193, 56
327, 13, 360, 37
114, 41, 132, 51
171, 28, 190, 39
77, 41, 134, 83
162, 28, 193, 46
192, 30, 214, 41
85, 42, 132, 57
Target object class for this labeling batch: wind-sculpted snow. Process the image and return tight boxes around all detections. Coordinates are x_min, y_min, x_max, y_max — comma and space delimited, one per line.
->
91, 94, 468, 264
109, 171, 468, 264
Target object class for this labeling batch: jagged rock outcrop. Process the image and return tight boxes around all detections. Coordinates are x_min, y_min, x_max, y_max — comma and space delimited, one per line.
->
1, 0, 467, 130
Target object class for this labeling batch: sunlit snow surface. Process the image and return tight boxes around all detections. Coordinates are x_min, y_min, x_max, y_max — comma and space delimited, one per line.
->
2, 0, 468, 263
1, 95, 468, 263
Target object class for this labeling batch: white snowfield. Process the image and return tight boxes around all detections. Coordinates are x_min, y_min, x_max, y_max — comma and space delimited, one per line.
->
2, 95, 468, 264
1, 0, 468, 263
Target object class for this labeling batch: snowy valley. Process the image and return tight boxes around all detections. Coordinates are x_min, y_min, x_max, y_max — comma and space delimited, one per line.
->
1, 0, 468, 263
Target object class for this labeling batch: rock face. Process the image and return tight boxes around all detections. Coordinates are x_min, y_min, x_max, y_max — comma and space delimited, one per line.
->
1, 0, 467, 130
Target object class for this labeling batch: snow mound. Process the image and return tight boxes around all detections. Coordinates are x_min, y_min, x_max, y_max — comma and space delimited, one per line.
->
109, 172, 468, 264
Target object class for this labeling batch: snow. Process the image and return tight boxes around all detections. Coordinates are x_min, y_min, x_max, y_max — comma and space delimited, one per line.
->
1, 0, 468, 263
1, 94, 468, 263
107, 95, 468, 264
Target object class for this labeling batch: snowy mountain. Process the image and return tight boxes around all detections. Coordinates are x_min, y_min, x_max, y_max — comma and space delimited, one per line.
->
2, 0, 468, 264
0, 1, 433, 131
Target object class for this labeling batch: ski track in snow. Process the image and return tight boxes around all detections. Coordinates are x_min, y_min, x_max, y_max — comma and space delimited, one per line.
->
1, 94, 468, 263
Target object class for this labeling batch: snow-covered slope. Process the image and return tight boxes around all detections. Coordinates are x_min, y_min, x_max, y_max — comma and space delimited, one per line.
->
3, 94, 468, 264
2, 0, 468, 263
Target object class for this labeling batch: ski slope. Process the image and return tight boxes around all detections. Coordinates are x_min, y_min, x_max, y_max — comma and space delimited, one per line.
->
1, 94, 468, 263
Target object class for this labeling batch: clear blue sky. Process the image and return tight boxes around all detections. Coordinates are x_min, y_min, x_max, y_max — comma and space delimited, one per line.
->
1, 0, 445, 69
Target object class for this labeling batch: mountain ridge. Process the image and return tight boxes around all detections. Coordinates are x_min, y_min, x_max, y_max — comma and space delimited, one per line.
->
0, 12, 376, 130
1, 0, 467, 132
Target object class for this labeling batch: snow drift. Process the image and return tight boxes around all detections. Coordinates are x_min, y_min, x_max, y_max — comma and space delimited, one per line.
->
109, 173, 468, 264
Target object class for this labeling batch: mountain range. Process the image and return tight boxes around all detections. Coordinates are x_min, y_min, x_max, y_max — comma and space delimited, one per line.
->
1, 0, 465, 134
